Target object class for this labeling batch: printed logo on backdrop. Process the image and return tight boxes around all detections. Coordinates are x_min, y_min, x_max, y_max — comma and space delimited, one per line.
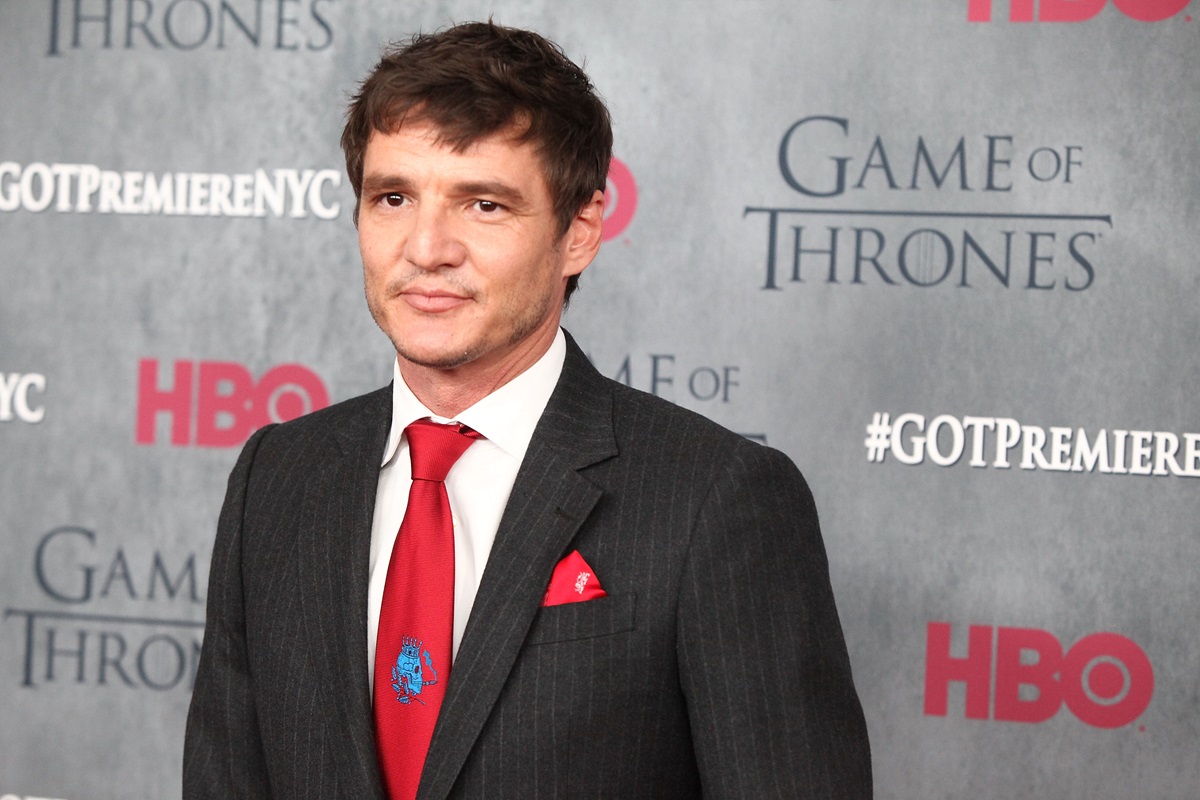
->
589, 351, 765, 443
136, 359, 329, 447
967, 0, 1192, 22
0, 162, 341, 219
3, 527, 204, 691
744, 116, 1110, 292
925, 622, 1154, 728
46, 0, 336, 54
602, 157, 638, 242
0, 373, 46, 424
862, 411, 1200, 477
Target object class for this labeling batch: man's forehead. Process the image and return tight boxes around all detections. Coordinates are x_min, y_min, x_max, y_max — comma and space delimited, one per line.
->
371, 112, 534, 156
362, 120, 551, 195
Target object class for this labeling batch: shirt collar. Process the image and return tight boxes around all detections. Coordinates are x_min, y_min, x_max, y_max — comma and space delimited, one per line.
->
380, 328, 567, 467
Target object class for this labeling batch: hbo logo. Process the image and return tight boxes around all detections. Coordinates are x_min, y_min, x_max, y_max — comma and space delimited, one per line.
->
924, 622, 1153, 728
968, 0, 1191, 22
136, 359, 329, 447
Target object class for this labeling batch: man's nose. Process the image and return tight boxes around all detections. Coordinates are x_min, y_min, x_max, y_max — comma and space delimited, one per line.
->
403, 205, 467, 270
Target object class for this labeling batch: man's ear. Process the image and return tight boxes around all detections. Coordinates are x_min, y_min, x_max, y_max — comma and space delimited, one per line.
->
560, 189, 606, 279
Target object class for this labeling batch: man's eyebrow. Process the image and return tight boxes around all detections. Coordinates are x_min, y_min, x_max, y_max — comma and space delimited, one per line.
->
360, 173, 412, 196
449, 180, 528, 207
360, 173, 530, 207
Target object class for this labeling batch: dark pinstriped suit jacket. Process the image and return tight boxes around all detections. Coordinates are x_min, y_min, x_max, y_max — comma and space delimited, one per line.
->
183, 333, 872, 798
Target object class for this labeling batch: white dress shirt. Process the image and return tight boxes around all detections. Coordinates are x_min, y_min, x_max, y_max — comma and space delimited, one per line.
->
366, 329, 566, 688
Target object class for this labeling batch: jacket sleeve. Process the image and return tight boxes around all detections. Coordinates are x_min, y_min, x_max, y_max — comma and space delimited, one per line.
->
676, 443, 872, 799
183, 425, 276, 799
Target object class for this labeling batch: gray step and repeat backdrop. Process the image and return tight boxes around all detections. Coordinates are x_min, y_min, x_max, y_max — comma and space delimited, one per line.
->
2, 1, 1197, 798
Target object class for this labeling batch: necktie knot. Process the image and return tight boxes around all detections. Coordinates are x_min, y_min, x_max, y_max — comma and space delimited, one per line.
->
405, 418, 480, 482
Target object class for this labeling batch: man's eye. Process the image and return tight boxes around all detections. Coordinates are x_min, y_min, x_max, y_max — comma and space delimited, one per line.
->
382, 194, 406, 207
476, 200, 502, 213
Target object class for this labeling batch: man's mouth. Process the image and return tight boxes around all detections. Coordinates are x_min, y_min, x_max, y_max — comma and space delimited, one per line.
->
400, 289, 470, 313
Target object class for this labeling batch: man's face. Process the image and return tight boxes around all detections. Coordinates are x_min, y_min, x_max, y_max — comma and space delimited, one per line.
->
357, 120, 600, 387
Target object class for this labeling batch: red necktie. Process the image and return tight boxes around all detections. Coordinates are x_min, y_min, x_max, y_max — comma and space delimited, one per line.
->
374, 418, 480, 800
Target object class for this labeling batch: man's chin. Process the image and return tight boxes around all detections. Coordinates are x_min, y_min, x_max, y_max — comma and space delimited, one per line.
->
392, 339, 479, 371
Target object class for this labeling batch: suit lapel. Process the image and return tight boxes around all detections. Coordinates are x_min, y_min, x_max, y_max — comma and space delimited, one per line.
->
419, 335, 618, 800
295, 386, 391, 798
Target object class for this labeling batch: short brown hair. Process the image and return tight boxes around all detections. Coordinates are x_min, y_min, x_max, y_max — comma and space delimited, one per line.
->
341, 21, 612, 300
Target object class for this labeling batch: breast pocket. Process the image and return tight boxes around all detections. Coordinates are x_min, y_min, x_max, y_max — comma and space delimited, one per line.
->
525, 593, 637, 646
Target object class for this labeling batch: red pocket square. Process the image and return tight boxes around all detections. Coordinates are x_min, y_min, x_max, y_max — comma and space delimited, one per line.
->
542, 550, 608, 607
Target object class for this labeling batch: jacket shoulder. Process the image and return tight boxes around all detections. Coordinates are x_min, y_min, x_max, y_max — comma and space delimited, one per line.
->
605, 377, 775, 463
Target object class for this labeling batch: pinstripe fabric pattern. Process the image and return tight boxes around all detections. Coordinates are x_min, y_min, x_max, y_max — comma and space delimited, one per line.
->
184, 332, 871, 799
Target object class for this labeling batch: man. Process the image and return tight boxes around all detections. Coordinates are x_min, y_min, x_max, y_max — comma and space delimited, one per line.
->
184, 20, 871, 799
